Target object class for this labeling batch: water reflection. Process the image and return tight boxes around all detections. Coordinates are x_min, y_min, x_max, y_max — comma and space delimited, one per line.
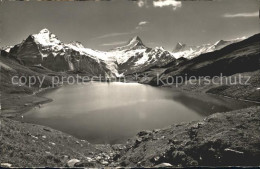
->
23, 82, 256, 144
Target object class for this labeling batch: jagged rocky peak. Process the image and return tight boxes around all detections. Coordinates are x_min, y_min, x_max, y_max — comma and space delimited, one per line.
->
128, 36, 143, 46
214, 40, 229, 47
215, 39, 226, 45
174, 42, 186, 52
115, 36, 147, 51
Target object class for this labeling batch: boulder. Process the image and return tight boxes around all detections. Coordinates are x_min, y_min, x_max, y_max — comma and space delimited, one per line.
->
66, 159, 80, 167
172, 150, 186, 162
137, 130, 152, 137
49, 142, 56, 146
1, 163, 12, 168
154, 163, 173, 167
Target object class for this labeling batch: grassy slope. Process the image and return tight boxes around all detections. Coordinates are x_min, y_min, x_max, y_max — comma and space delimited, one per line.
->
1, 56, 55, 118
116, 106, 260, 167
0, 117, 117, 167
168, 70, 260, 102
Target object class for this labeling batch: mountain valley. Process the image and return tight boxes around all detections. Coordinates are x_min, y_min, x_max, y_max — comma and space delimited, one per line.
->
1, 29, 260, 168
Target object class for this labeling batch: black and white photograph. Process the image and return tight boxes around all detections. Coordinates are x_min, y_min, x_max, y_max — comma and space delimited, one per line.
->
0, 0, 260, 168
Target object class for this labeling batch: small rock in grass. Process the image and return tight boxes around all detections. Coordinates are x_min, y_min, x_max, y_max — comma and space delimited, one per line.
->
160, 136, 166, 139
153, 129, 160, 133
101, 160, 109, 165
74, 162, 95, 167
189, 160, 198, 166
42, 135, 46, 139
45, 151, 51, 155
43, 128, 51, 132
137, 130, 152, 137
31, 135, 38, 139
153, 156, 160, 162
136, 138, 142, 143
154, 163, 172, 167
95, 156, 102, 161
49, 142, 56, 146
61, 155, 69, 162
86, 157, 93, 162
1, 163, 12, 168
172, 151, 186, 161
66, 159, 80, 167
168, 139, 180, 144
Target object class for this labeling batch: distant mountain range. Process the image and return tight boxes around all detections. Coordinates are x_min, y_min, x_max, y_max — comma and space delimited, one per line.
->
171, 37, 246, 59
0, 28, 256, 78
145, 33, 260, 86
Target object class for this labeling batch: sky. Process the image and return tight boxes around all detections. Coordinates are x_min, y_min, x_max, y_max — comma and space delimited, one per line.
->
0, 0, 259, 51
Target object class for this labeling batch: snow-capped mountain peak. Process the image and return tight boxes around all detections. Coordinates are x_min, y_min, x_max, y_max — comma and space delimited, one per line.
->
32, 28, 61, 46
114, 36, 147, 51
6, 28, 119, 76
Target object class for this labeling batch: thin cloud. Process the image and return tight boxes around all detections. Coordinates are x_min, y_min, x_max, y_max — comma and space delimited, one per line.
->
153, 0, 182, 10
100, 41, 126, 46
136, 0, 149, 8
136, 21, 149, 30
223, 11, 259, 18
137, 0, 145, 7
135, 0, 182, 10
94, 21, 148, 39
138, 21, 149, 26
94, 32, 136, 39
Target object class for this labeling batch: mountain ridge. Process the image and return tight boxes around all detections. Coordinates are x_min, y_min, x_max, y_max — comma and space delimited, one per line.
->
6, 29, 112, 76
1, 28, 254, 77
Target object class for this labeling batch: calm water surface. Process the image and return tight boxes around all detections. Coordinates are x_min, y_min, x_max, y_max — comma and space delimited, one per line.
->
23, 82, 256, 144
